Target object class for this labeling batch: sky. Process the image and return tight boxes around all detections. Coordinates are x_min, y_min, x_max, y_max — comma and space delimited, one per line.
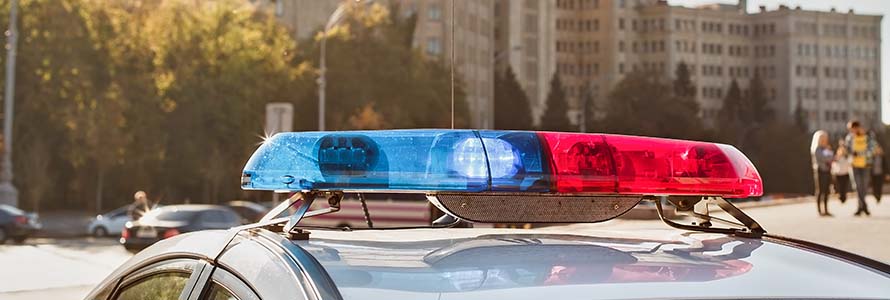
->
669, 0, 890, 124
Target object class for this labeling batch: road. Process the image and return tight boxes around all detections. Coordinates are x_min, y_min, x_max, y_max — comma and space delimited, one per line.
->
1, 195, 888, 300
0, 238, 131, 300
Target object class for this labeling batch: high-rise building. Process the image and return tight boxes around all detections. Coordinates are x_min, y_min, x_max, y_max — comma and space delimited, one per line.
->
550, 0, 881, 133
258, 0, 496, 129
494, 0, 557, 125
393, 0, 496, 129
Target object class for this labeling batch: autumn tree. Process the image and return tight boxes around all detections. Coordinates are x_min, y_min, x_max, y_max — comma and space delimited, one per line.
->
602, 70, 704, 140
297, 3, 470, 130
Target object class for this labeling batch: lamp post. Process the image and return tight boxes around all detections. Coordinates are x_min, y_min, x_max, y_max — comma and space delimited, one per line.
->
0, 0, 19, 207
318, 0, 373, 131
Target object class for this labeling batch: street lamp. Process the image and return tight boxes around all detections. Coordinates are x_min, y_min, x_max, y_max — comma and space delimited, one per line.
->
318, 0, 373, 131
0, 0, 19, 207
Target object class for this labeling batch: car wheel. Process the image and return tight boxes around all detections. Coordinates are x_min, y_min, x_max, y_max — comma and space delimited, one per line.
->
93, 226, 108, 237
0, 228, 7, 244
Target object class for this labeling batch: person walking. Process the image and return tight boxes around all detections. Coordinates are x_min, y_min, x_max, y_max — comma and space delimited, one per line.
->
845, 121, 877, 216
128, 190, 151, 220
833, 141, 852, 204
871, 144, 887, 204
811, 131, 834, 216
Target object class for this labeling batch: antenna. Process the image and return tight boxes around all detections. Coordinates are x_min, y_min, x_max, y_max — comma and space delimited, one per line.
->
450, 0, 455, 129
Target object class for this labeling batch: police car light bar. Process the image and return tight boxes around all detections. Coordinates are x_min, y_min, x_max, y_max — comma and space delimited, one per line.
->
241, 130, 763, 198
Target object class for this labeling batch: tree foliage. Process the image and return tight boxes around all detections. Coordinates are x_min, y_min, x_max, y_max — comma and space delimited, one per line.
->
539, 74, 572, 131
494, 66, 533, 130
2, 0, 462, 211
716, 77, 810, 195
296, 3, 469, 130
601, 70, 705, 140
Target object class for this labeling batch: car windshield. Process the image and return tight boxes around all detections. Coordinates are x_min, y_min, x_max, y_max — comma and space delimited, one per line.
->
143, 208, 198, 222
0, 204, 25, 215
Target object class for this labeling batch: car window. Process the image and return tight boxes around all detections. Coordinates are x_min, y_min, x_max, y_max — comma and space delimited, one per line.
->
115, 273, 190, 300
220, 210, 240, 223
108, 207, 129, 218
204, 283, 238, 300
201, 210, 240, 224
154, 210, 198, 221
200, 210, 225, 223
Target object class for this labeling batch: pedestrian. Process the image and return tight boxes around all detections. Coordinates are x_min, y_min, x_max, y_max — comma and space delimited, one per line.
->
811, 130, 834, 216
844, 121, 877, 216
832, 141, 852, 204
871, 144, 887, 203
128, 190, 151, 220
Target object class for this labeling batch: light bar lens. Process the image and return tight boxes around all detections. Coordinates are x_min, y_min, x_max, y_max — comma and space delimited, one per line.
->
242, 130, 489, 191
604, 135, 763, 198
242, 130, 763, 198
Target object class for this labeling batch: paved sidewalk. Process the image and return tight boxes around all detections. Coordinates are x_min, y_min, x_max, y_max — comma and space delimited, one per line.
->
572, 194, 890, 263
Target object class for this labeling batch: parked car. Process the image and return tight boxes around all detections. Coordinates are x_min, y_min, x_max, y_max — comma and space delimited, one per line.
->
0, 204, 41, 244
224, 200, 268, 223
120, 204, 241, 251
86, 206, 131, 237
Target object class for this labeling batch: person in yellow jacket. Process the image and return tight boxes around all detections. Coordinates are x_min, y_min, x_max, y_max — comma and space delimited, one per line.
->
844, 121, 877, 216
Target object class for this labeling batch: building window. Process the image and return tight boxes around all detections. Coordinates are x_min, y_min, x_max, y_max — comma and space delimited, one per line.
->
426, 37, 441, 55
428, 4, 442, 21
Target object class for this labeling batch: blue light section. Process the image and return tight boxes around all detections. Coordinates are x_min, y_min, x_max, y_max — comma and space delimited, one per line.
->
478, 131, 550, 192
242, 130, 489, 192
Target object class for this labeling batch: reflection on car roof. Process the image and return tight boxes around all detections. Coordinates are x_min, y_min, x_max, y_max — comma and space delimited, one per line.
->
295, 228, 890, 300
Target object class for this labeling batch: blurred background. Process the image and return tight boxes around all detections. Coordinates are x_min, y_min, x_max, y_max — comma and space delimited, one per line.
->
0, 0, 886, 212
0, 0, 888, 299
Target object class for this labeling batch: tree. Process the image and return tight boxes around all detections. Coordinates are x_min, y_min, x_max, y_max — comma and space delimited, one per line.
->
793, 98, 808, 133
718, 79, 745, 145
746, 72, 773, 124
539, 74, 573, 131
2, 0, 312, 209
673, 61, 696, 99
602, 70, 705, 140
494, 67, 534, 130
297, 2, 470, 130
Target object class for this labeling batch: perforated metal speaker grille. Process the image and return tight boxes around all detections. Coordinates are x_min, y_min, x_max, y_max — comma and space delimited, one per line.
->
431, 193, 642, 223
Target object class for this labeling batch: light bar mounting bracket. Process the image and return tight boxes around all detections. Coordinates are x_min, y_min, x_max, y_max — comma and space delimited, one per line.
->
655, 196, 765, 237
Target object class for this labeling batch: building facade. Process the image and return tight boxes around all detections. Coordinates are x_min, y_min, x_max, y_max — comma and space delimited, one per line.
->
394, 0, 496, 129
549, 0, 881, 132
261, 0, 881, 133
494, 0, 557, 125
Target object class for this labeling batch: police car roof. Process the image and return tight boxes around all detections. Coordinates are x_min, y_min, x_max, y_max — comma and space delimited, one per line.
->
291, 228, 890, 300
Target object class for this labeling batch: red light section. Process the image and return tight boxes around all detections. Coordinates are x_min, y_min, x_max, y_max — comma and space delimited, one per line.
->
537, 133, 763, 198
604, 135, 762, 198
538, 132, 615, 193
14, 216, 27, 224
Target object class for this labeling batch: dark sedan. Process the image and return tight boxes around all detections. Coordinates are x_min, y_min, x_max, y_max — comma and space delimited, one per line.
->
0, 204, 41, 244
225, 200, 268, 223
120, 204, 241, 251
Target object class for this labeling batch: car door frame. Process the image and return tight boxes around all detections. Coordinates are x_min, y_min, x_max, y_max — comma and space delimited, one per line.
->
188, 265, 261, 300
95, 257, 212, 300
